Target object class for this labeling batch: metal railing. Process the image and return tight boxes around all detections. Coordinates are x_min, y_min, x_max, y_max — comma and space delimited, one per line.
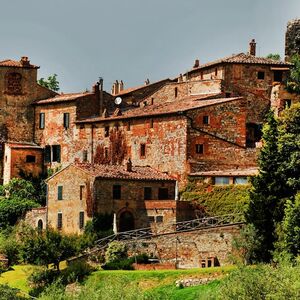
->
85, 213, 243, 255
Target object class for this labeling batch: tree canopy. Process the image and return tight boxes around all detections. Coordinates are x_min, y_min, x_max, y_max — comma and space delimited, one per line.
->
266, 53, 281, 61
246, 104, 300, 262
38, 74, 59, 92
286, 54, 300, 94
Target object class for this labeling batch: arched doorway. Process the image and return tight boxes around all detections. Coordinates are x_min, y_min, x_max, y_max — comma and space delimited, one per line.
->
37, 219, 43, 231
119, 211, 135, 232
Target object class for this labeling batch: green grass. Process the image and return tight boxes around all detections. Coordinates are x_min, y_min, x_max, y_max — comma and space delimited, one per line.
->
0, 264, 37, 293
84, 266, 233, 299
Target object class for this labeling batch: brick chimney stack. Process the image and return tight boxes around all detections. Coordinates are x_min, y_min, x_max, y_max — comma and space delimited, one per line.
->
193, 59, 200, 68
249, 39, 256, 56
20, 56, 30, 66
111, 80, 124, 95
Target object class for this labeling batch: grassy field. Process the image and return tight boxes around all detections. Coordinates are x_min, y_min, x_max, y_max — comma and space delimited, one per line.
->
0, 265, 233, 299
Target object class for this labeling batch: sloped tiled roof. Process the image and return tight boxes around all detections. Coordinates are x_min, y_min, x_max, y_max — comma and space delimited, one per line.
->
77, 94, 242, 123
6, 142, 42, 149
74, 163, 175, 181
188, 53, 292, 74
0, 59, 39, 69
34, 92, 93, 105
46, 163, 175, 182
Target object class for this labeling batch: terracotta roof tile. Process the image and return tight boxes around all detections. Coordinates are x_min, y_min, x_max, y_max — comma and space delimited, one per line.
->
188, 53, 292, 73
74, 163, 175, 181
34, 92, 93, 105
0, 59, 39, 69
77, 94, 242, 123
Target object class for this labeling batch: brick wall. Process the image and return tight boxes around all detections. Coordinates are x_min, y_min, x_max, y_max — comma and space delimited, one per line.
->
126, 224, 241, 268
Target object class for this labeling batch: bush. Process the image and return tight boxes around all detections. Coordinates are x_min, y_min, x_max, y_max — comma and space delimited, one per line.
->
105, 241, 127, 264
217, 263, 300, 300
29, 269, 60, 288
63, 260, 94, 283
102, 258, 134, 270
0, 231, 20, 266
0, 284, 25, 300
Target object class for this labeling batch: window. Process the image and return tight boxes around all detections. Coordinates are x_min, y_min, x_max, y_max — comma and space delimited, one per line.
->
52, 145, 61, 162
57, 213, 62, 229
104, 147, 109, 159
200, 72, 204, 80
225, 92, 231, 98
26, 155, 36, 163
80, 185, 85, 200
215, 68, 218, 76
113, 184, 121, 199
57, 186, 63, 200
150, 119, 154, 128
63, 113, 70, 129
140, 143, 146, 158
37, 219, 43, 231
104, 126, 109, 137
234, 177, 248, 185
39, 113, 45, 129
214, 177, 230, 185
79, 212, 84, 229
158, 188, 168, 200
156, 216, 163, 223
273, 70, 283, 82
148, 216, 155, 223
257, 71, 265, 80
284, 99, 292, 109
203, 116, 209, 125
246, 123, 262, 148
127, 121, 131, 131
195, 144, 204, 154
44, 146, 51, 163
175, 87, 178, 98
82, 150, 87, 162
144, 187, 152, 200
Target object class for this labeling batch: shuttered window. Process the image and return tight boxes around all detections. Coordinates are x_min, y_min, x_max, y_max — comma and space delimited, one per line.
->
79, 212, 84, 229
63, 113, 70, 129
57, 186, 63, 200
44, 146, 51, 163
39, 113, 45, 129
57, 213, 62, 229
52, 145, 61, 162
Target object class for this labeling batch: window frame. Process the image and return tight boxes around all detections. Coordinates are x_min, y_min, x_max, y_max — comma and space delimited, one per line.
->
39, 112, 45, 129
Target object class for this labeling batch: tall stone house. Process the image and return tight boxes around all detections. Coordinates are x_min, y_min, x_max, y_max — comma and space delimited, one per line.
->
3, 20, 300, 233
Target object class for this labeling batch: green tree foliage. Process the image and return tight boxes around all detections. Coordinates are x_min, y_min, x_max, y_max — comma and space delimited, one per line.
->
19, 228, 78, 270
38, 74, 59, 92
0, 179, 41, 228
266, 53, 281, 61
277, 194, 300, 257
246, 112, 286, 261
286, 54, 300, 94
247, 105, 300, 262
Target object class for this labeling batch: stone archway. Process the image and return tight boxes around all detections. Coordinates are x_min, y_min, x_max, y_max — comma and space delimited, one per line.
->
119, 210, 135, 232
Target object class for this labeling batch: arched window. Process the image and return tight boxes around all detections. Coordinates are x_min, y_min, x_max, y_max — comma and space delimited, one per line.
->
6, 72, 22, 95
37, 219, 43, 231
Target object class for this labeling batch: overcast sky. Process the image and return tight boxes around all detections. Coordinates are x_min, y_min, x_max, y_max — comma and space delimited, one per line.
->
0, 0, 299, 93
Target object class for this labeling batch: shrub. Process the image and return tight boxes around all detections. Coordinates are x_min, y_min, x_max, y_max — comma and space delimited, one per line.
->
63, 260, 94, 283
0, 231, 20, 266
105, 241, 127, 264
0, 284, 25, 300
28, 269, 60, 288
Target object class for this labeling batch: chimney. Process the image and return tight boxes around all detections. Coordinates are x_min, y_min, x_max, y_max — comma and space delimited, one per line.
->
92, 82, 101, 114
126, 158, 132, 172
20, 56, 30, 66
248, 39, 256, 56
144, 78, 150, 85
178, 73, 183, 83
111, 80, 120, 95
119, 80, 124, 92
193, 59, 200, 68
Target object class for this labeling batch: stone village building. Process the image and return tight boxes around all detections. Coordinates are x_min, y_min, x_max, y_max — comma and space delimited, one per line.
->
2, 20, 300, 233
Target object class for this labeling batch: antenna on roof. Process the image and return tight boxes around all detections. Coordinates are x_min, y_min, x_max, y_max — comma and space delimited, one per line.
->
114, 97, 122, 105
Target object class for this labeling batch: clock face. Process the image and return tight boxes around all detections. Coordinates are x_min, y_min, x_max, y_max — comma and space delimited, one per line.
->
6, 72, 22, 95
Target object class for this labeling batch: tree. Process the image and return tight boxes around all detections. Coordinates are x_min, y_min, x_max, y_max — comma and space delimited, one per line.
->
246, 104, 300, 262
38, 74, 59, 92
266, 53, 281, 61
19, 228, 78, 270
286, 54, 300, 94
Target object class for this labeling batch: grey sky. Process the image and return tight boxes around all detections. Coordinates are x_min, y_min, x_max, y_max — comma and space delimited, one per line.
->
0, 0, 299, 92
